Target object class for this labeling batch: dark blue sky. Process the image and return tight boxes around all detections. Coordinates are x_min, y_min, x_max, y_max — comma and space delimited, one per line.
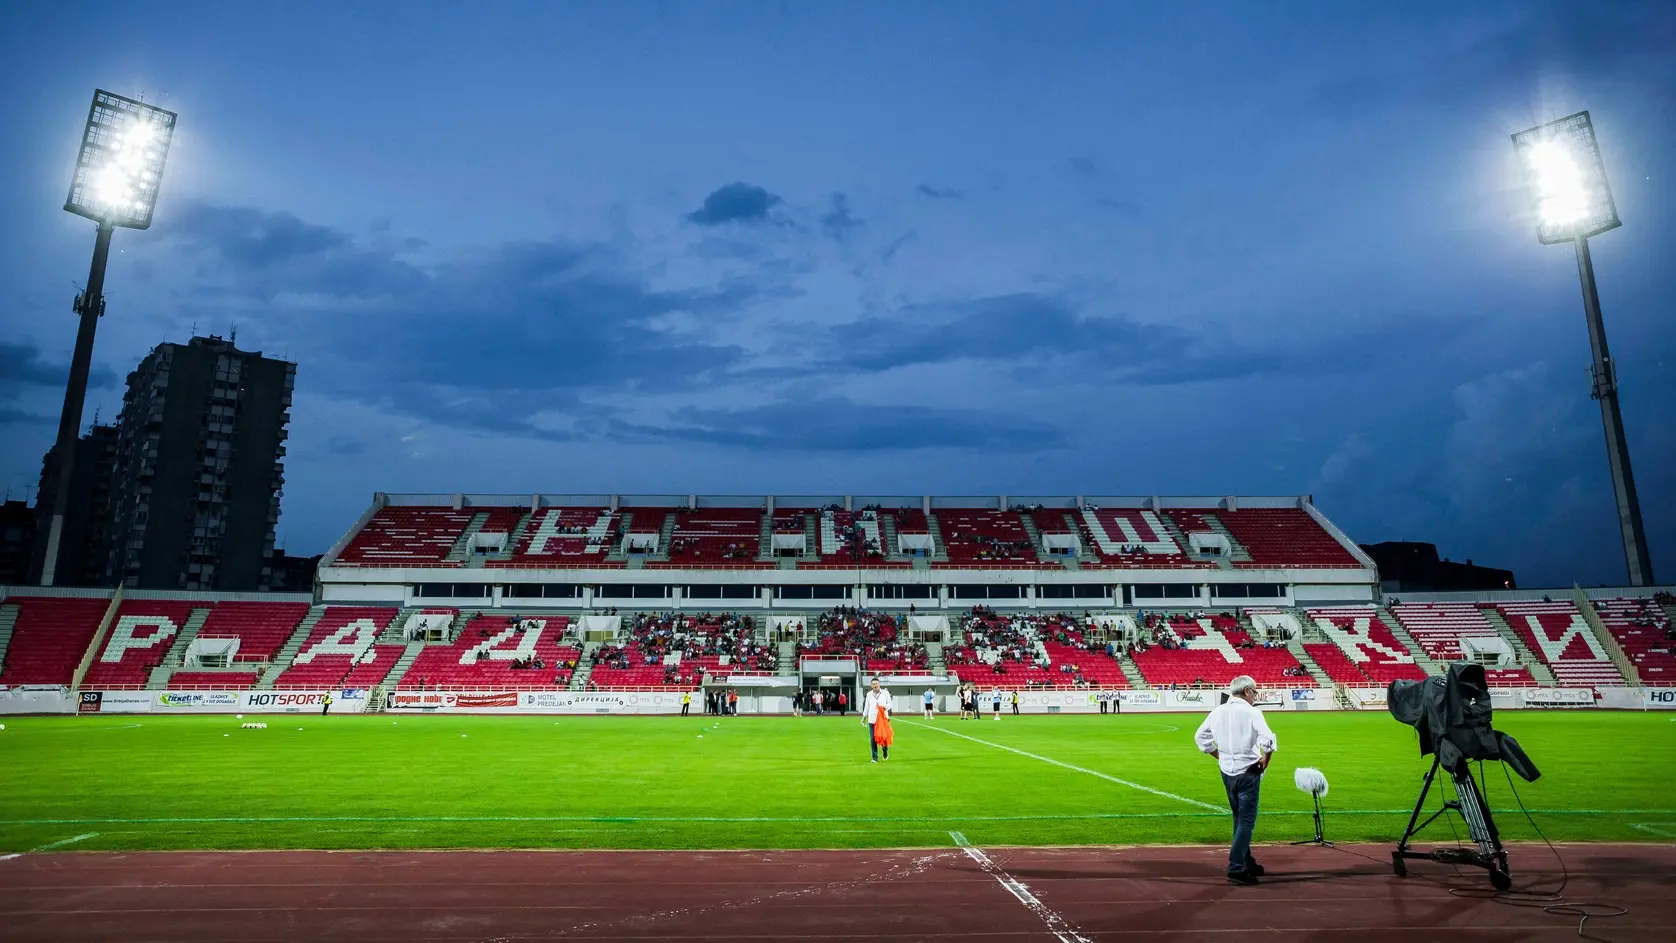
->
2, 2, 1672, 587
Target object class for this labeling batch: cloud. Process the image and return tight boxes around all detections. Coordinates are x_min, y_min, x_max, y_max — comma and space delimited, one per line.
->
607, 397, 1067, 452
1069, 157, 1098, 176
915, 184, 963, 200
821, 192, 863, 239
158, 202, 776, 437
684, 182, 783, 226
326, 435, 366, 455
0, 341, 117, 389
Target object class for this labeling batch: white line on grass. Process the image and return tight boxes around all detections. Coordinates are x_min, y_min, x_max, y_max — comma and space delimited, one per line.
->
0, 832, 98, 862
1629, 822, 1676, 838
950, 831, 1091, 943
901, 720, 1223, 811
0, 809, 1665, 827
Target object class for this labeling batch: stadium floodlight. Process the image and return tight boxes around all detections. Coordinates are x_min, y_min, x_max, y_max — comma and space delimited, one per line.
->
64, 90, 177, 230
1511, 111, 1653, 587
39, 91, 178, 587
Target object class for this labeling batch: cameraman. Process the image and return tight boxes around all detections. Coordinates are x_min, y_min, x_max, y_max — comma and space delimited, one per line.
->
1193, 676, 1277, 886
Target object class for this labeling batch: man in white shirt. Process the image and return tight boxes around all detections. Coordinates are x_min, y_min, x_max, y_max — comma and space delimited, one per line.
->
861, 678, 893, 762
1193, 675, 1277, 885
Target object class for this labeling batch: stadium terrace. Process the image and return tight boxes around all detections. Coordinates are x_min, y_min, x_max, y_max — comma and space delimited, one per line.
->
1, 492, 1671, 716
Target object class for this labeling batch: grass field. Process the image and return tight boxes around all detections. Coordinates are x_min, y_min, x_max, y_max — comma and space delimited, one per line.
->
2, 711, 1673, 853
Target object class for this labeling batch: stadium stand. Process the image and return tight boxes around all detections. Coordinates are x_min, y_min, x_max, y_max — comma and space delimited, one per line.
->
194, 601, 311, 663
588, 612, 768, 687
1493, 600, 1624, 686
1211, 508, 1362, 568
1129, 612, 1313, 687
271, 606, 401, 689
660, 508, 768, 566
934, 509, 1048, 567
1301, 607, 1428, 685
83, 600, 205, 687
799, 507, 893, 567
1591, 597, 1674, 686
0, 596, 110, 684
1078, 508, 1195, 568
1386, 602, 1536, 686
402, 613, 578, 689
501, 506, 619, 567
333, 507, 477, 566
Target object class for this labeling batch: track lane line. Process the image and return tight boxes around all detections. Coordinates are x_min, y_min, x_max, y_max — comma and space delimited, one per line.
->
949, 831, 1091, 943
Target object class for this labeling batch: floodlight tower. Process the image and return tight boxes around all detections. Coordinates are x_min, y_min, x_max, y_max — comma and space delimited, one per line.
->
1511, 111, 1653, 586
38, 90, 177, 586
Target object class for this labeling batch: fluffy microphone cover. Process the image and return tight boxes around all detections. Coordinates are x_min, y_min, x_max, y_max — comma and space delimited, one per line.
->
1294, 766, 1329, 797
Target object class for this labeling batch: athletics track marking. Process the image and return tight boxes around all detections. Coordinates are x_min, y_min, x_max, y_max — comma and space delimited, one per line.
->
0, 832, 98, 862
950, 830, 1091, 943
900, 719, 1224, 811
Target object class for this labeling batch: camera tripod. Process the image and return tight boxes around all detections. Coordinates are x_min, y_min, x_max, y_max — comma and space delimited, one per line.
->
1392, 753, 1511, 890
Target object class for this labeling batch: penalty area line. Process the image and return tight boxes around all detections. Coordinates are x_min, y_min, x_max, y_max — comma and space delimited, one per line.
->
901, 720, 1223, 811
950, 830, 1091, 943
0, 832, 98, 862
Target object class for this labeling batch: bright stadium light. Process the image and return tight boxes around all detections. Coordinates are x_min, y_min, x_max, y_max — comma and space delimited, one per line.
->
64, 90, 177, 230
1510, 111, 1652, 587
39, 91, 178, 586
1511, 111, 1620, 245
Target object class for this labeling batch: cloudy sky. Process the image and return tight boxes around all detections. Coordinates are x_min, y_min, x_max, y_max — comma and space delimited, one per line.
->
2, 2, 1672, 587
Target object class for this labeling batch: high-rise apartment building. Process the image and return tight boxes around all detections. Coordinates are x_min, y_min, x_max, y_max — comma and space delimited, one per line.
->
102, 335, 295, 590
28, 423, 118, 587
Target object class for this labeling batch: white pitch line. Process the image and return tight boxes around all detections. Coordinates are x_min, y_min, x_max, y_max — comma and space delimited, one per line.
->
950, 831, 1091, 943
0, 832, 98, 862
902, 720, 1222, 811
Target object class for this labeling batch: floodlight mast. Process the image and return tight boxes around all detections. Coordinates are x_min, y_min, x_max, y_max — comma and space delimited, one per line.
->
1512, 111, 1654, 587
39, 90, 176, 586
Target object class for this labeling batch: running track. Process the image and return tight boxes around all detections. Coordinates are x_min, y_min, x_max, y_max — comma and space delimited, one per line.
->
1, 843, 1672, 941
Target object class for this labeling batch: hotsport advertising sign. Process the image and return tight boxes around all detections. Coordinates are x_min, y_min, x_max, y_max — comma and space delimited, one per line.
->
1645, 688, 1676, 710
82, 690, 369, 714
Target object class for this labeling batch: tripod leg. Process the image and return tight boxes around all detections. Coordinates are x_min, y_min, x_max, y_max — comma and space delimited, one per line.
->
1393, 755, 1441, 877
1452, 765, 1511, 890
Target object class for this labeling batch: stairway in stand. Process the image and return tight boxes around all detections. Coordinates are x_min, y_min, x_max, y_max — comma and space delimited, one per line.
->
568, 641, 603, 691
1376, 606, 1443, 676
148, 606, 213, 687
444, 511, 491, 563
926, 513, 950, 564
0, 603, 18, 670
1286, 639, 1334, 688
1482, 607, 1557, 685
1117, 655, 1148, 689
257, 607, 325, 689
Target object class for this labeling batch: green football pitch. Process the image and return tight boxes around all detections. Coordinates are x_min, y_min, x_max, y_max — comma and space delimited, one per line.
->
2, 711, 1672, 853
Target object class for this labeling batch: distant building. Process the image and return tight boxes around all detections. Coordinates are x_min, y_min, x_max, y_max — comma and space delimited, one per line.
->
102, 335, 296, 590
28, 423, 119, 587
1360, 541, 1516, 593
0, 499, 36, 585
266, 549, 321, 593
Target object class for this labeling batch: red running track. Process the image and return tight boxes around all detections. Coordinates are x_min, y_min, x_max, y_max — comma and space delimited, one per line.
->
1, 843, 1672, 941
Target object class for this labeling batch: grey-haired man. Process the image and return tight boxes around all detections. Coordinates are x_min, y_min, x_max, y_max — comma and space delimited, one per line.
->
1193, 675, 1277, 885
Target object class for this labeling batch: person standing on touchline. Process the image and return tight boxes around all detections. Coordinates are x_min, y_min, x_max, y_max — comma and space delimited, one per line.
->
1193, 675, 1277, 886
